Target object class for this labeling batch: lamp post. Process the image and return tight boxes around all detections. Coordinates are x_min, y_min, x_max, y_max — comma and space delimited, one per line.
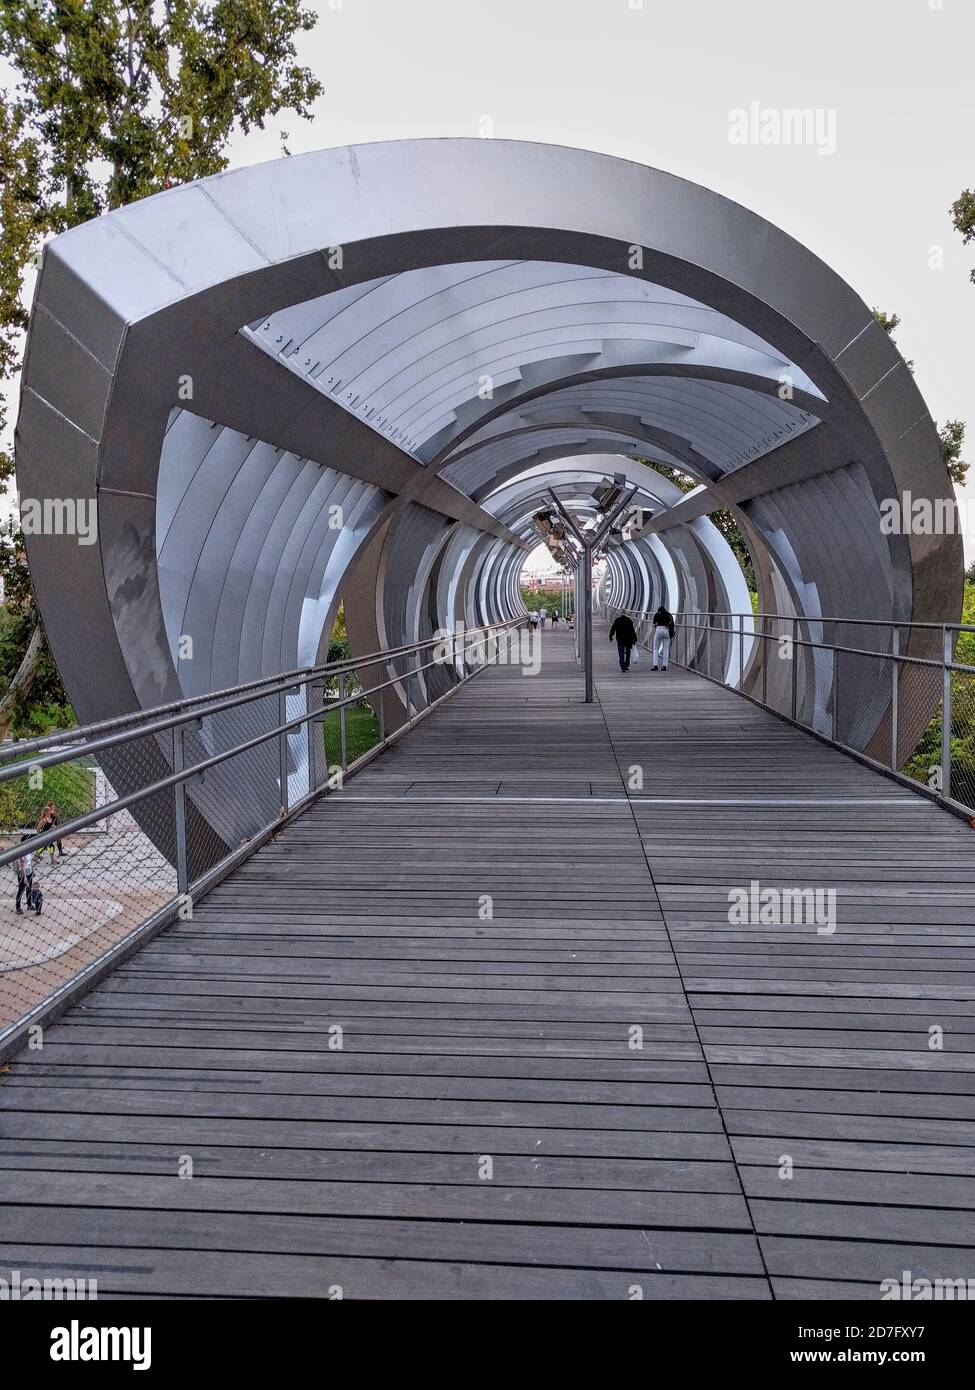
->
546, 485, 638, 703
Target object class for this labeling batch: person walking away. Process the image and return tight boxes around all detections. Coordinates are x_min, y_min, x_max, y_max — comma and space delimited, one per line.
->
15, 835, 34, 914
538, 606, 547, 629
551, 610, 560, 627
528, 610, 539, 631
608, 612, 637, 672
651, 605, 675, 670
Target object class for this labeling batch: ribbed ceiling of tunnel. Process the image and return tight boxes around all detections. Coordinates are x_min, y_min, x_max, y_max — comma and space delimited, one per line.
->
243, 260, 823, 470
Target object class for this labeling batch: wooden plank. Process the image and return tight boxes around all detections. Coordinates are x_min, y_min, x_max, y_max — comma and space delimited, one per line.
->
3, 625, 974, 1298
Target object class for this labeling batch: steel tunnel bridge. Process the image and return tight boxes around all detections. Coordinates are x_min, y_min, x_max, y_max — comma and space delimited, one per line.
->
1, 140, 973, 1299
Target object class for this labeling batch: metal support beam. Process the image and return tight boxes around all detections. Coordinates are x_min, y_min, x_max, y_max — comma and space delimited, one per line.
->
546, 487, 637, 703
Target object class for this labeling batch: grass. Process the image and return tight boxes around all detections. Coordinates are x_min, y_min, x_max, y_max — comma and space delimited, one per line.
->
0, 760, 96, 834
322, 705, 381, 768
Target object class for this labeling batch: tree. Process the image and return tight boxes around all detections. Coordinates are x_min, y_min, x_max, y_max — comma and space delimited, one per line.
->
0, 518, 73, 737
0, 94, 43, 490
0, 0, 323, 734
873, 307, 967, 486
951, 188, 975, 285
939, 418, 968, 488
521, 584, 573, 616
871, 305, 913, 371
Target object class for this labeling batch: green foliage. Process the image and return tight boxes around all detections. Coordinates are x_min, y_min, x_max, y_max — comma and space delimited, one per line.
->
0, 93, 43, 487
0, 0, 323, 461
325, 602, 350, 662
872, 305, 914, 372
0, 0, 323, 735
708, 507, 756, 595
871, 306, 901, 338
520, 585, 573, 616
322, 706, 380, 767
0, 0, 322, 227
951, 188, 975, 285
939, 418, 968, 488
0, 760, 94, 833
901, 577, 975, 796
0, 522, 73, 733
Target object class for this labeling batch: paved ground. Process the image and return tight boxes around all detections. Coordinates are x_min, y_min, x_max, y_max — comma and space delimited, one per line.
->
0, 628, 973, 1298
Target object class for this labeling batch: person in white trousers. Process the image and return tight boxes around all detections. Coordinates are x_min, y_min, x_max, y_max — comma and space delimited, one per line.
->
651, 605, 674, 670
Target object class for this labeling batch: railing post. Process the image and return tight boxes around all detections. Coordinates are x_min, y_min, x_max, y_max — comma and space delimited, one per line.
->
791, 617, 799, 721
738, 612, 744, 689
404, 650, 414, 716
378, 663, 386, 745
278, 689, 289, 813
306, 679, 326, 794
172, 724, 188, 896
761, 615, 768, 706
942, 626, 952, 800
831, 642, 839, 743
890, 626, 899, 772
338, 671, 348, 771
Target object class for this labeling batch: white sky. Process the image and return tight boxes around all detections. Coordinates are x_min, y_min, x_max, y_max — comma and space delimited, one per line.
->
4, 0, 974, 549
523, 542, 560, 579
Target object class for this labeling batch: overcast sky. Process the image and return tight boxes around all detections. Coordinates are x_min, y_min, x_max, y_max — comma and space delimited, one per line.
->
4, 0, 974, 547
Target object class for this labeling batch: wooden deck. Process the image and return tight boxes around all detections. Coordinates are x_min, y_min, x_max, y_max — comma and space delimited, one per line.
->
1, 628, 973, 1299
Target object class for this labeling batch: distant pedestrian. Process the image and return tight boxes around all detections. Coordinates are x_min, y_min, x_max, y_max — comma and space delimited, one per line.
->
36, 801, 65, 863
15, 834, 34, 914
551, 610, 560, 627
528, 610, 539, 630
538, 606, 547, 629
609, 612, 637, 672
651, 605, 675, 670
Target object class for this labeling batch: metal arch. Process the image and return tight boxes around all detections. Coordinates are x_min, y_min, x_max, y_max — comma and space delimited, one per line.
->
15, 137, 960, 816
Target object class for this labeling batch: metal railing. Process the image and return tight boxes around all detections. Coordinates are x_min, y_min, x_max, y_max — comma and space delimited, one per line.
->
612, 605, 975, 821
0, 619, 525, 1057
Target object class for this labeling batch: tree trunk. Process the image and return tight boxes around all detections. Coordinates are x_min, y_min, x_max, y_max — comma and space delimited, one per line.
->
0, 622, 43, 740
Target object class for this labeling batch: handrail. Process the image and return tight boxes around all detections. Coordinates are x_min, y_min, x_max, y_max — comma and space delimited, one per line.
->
654, 611, 975, 676
0, 619, 523, 826
0, 616, 529, 1058
612, 603, 973, 634
0, 618, 519, 770
602, 603, 975, 822
674, 610, 975, 633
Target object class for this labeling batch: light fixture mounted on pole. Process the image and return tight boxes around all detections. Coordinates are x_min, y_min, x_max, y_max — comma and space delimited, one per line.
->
543, 477, 641, 703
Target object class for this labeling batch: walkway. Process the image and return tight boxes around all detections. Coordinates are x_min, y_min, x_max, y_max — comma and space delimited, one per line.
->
1, 629, 973, 1298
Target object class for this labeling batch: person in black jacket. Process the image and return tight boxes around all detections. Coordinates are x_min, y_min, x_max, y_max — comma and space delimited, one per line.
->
651, 605, 675, 670
608, 613, 637, 672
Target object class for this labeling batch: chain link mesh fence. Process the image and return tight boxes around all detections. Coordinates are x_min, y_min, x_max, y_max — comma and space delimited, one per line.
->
0, 741, 177, 1033
635, 609, 974, 817
0, 622, 521, 1047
